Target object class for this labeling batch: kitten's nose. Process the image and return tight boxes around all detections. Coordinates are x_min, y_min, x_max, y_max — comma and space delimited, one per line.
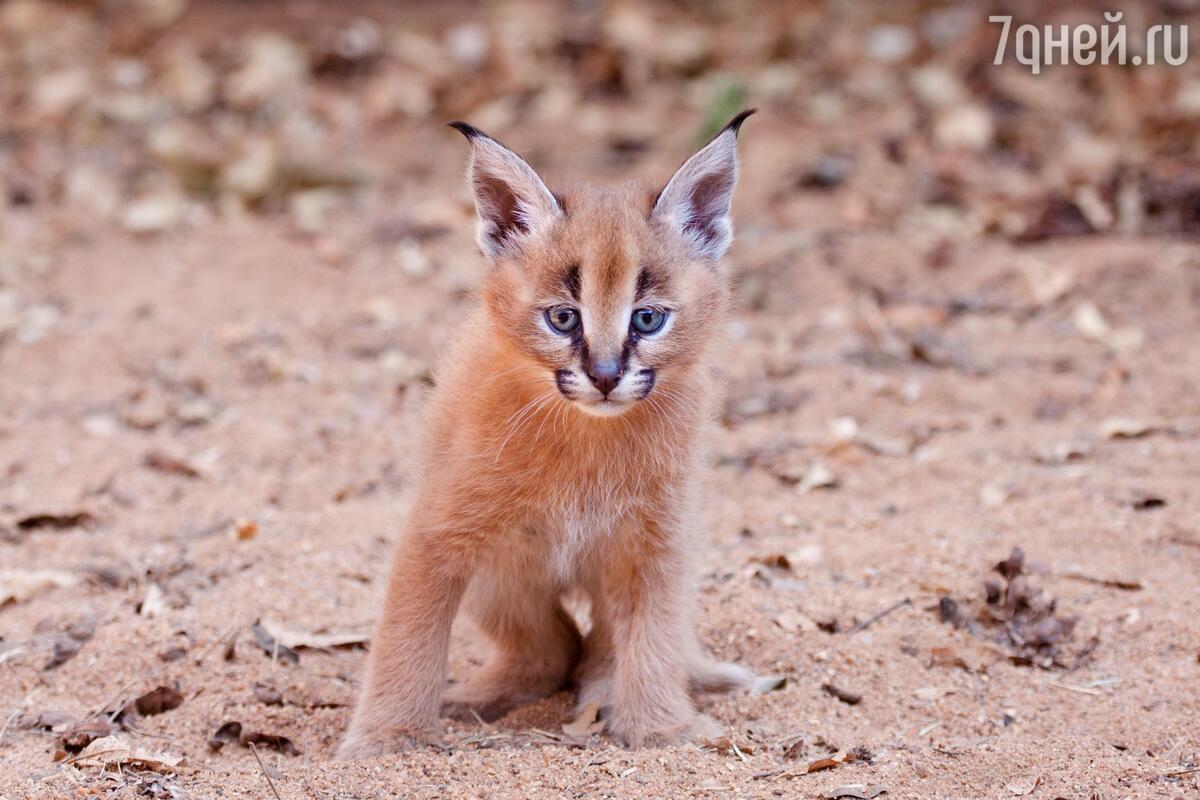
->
584, 357, 623, 396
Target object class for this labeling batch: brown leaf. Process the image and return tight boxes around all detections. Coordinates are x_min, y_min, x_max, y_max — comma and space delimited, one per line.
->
61, 718, 114, 752
16, 511, 96, 530
70, 734, 183, 773
133, 685, 184, 716
143, 451, 201, 479
562, 702, 606, 739
700, 735, 757, 756
250, 622, 299, 664
825, 785, 888, 799
207, 721, 242, 751
928, 646, 973, 672
806, 750, 856, 773
822, 683, 862, 705
240, 730, 302, 756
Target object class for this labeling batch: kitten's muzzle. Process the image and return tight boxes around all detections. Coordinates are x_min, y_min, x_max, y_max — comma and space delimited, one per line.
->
584, 357, 623, 397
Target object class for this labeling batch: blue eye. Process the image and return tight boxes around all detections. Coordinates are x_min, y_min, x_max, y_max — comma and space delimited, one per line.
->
631, 307, 667, 334
546, 306, 580, 334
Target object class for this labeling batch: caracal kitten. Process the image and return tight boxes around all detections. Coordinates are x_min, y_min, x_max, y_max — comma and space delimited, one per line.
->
339, 110, 757, 759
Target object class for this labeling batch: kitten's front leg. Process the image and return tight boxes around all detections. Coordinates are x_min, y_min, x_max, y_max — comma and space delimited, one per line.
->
338, 526, 471, 760
602, 519, 721, 747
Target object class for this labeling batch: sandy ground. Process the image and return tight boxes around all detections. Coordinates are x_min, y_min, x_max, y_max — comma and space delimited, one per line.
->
2, 2, 1200, 798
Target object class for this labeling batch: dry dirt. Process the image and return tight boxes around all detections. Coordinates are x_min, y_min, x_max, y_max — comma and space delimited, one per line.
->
2, 2, 1200, 798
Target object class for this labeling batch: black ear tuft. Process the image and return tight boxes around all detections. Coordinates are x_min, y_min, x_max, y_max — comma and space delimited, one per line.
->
448, 121, 487, 141
721, 108, 757, 139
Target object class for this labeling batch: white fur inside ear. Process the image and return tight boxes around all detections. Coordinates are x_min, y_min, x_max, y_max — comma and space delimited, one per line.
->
653, 128, 740, 260
467, 138, 561, 258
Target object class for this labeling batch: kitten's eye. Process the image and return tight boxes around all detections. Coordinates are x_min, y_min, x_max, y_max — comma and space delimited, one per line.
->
545, 305, 580, 334
631, 307, 667, 335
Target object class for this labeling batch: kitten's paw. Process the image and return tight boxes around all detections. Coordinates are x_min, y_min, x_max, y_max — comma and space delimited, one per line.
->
336, 728, 439, 760
608, 711, 723, 748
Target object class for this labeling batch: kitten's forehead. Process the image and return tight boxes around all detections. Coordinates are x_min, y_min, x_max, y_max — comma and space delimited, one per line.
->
553, 185, 661, 310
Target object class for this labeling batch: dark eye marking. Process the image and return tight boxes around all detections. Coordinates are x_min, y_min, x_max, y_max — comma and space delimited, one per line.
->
563, 263, 581, 302
555, 369, 577, 398
635, 266, 667, 301
635, 368, 656, 399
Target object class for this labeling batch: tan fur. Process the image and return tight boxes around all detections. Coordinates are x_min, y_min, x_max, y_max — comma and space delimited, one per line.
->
338, 115, 754, 759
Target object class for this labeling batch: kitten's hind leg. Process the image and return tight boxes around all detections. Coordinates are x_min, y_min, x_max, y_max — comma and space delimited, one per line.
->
443, 566, 581, 722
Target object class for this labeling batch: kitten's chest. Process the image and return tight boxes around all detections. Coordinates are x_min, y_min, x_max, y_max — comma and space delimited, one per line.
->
530, 463, 643, 581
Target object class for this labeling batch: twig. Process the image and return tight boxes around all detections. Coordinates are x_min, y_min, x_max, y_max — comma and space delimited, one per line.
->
0, 708, 22, 741
1050, 681, 1101, 696
846, 597, 912, 633
249, 742, 282, 800
1059, 571, 1143, 591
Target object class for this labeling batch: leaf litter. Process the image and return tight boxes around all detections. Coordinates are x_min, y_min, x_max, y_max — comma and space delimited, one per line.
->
937, 547, 1095, 669
207, 720, 301, 756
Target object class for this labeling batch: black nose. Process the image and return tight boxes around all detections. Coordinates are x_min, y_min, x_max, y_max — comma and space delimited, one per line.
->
584, 357, 623, 396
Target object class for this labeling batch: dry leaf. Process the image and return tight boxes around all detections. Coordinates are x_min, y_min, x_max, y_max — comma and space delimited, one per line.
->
143, 451, 201, 478
929, 646, 974, 672
257, 619, 368, 651
825, 785, 888, 799
1098, 416, 1165, 439
822, 683, 862, 705
207, 720, 301, 755
806, 750, 856, 773
133, 685, 184, 716
0, 570, 80, 607
1005, 776, 1042, 796
798, 462, 839, 494
16, 511, 97, 531
234, 519, 258, 540
1073, 302, 1143, 352
250, 621, 300, 664
562, 702, 606, 739
61, 718, 114, 752
1019, 261, 1073, 306
1033, 441, 1092, 465
18, 710, 76, 732
71, 735, 183, 773
774, 610, 819, 633
138, 584, 167, 618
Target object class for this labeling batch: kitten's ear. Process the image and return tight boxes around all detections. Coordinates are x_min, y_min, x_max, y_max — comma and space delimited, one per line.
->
652, 109, 755, 261
449, 122, 562, 259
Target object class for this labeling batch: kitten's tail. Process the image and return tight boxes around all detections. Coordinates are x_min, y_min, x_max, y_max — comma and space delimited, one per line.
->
688, 658, 755, 695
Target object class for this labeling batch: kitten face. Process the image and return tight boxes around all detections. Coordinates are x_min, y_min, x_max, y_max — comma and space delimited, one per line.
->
491, 191, 723, 417
454, 113, 749, 419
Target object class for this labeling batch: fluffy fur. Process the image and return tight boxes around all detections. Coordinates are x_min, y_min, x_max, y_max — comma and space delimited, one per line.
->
338, 112, 756, 759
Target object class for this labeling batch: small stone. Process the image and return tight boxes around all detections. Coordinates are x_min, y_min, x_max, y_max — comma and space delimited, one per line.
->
122, 193, 185, 234
933, 105, 993, 151
866, 25, 915, 63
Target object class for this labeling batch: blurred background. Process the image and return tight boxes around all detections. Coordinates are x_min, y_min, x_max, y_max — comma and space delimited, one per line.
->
2, 1, 1199, 796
